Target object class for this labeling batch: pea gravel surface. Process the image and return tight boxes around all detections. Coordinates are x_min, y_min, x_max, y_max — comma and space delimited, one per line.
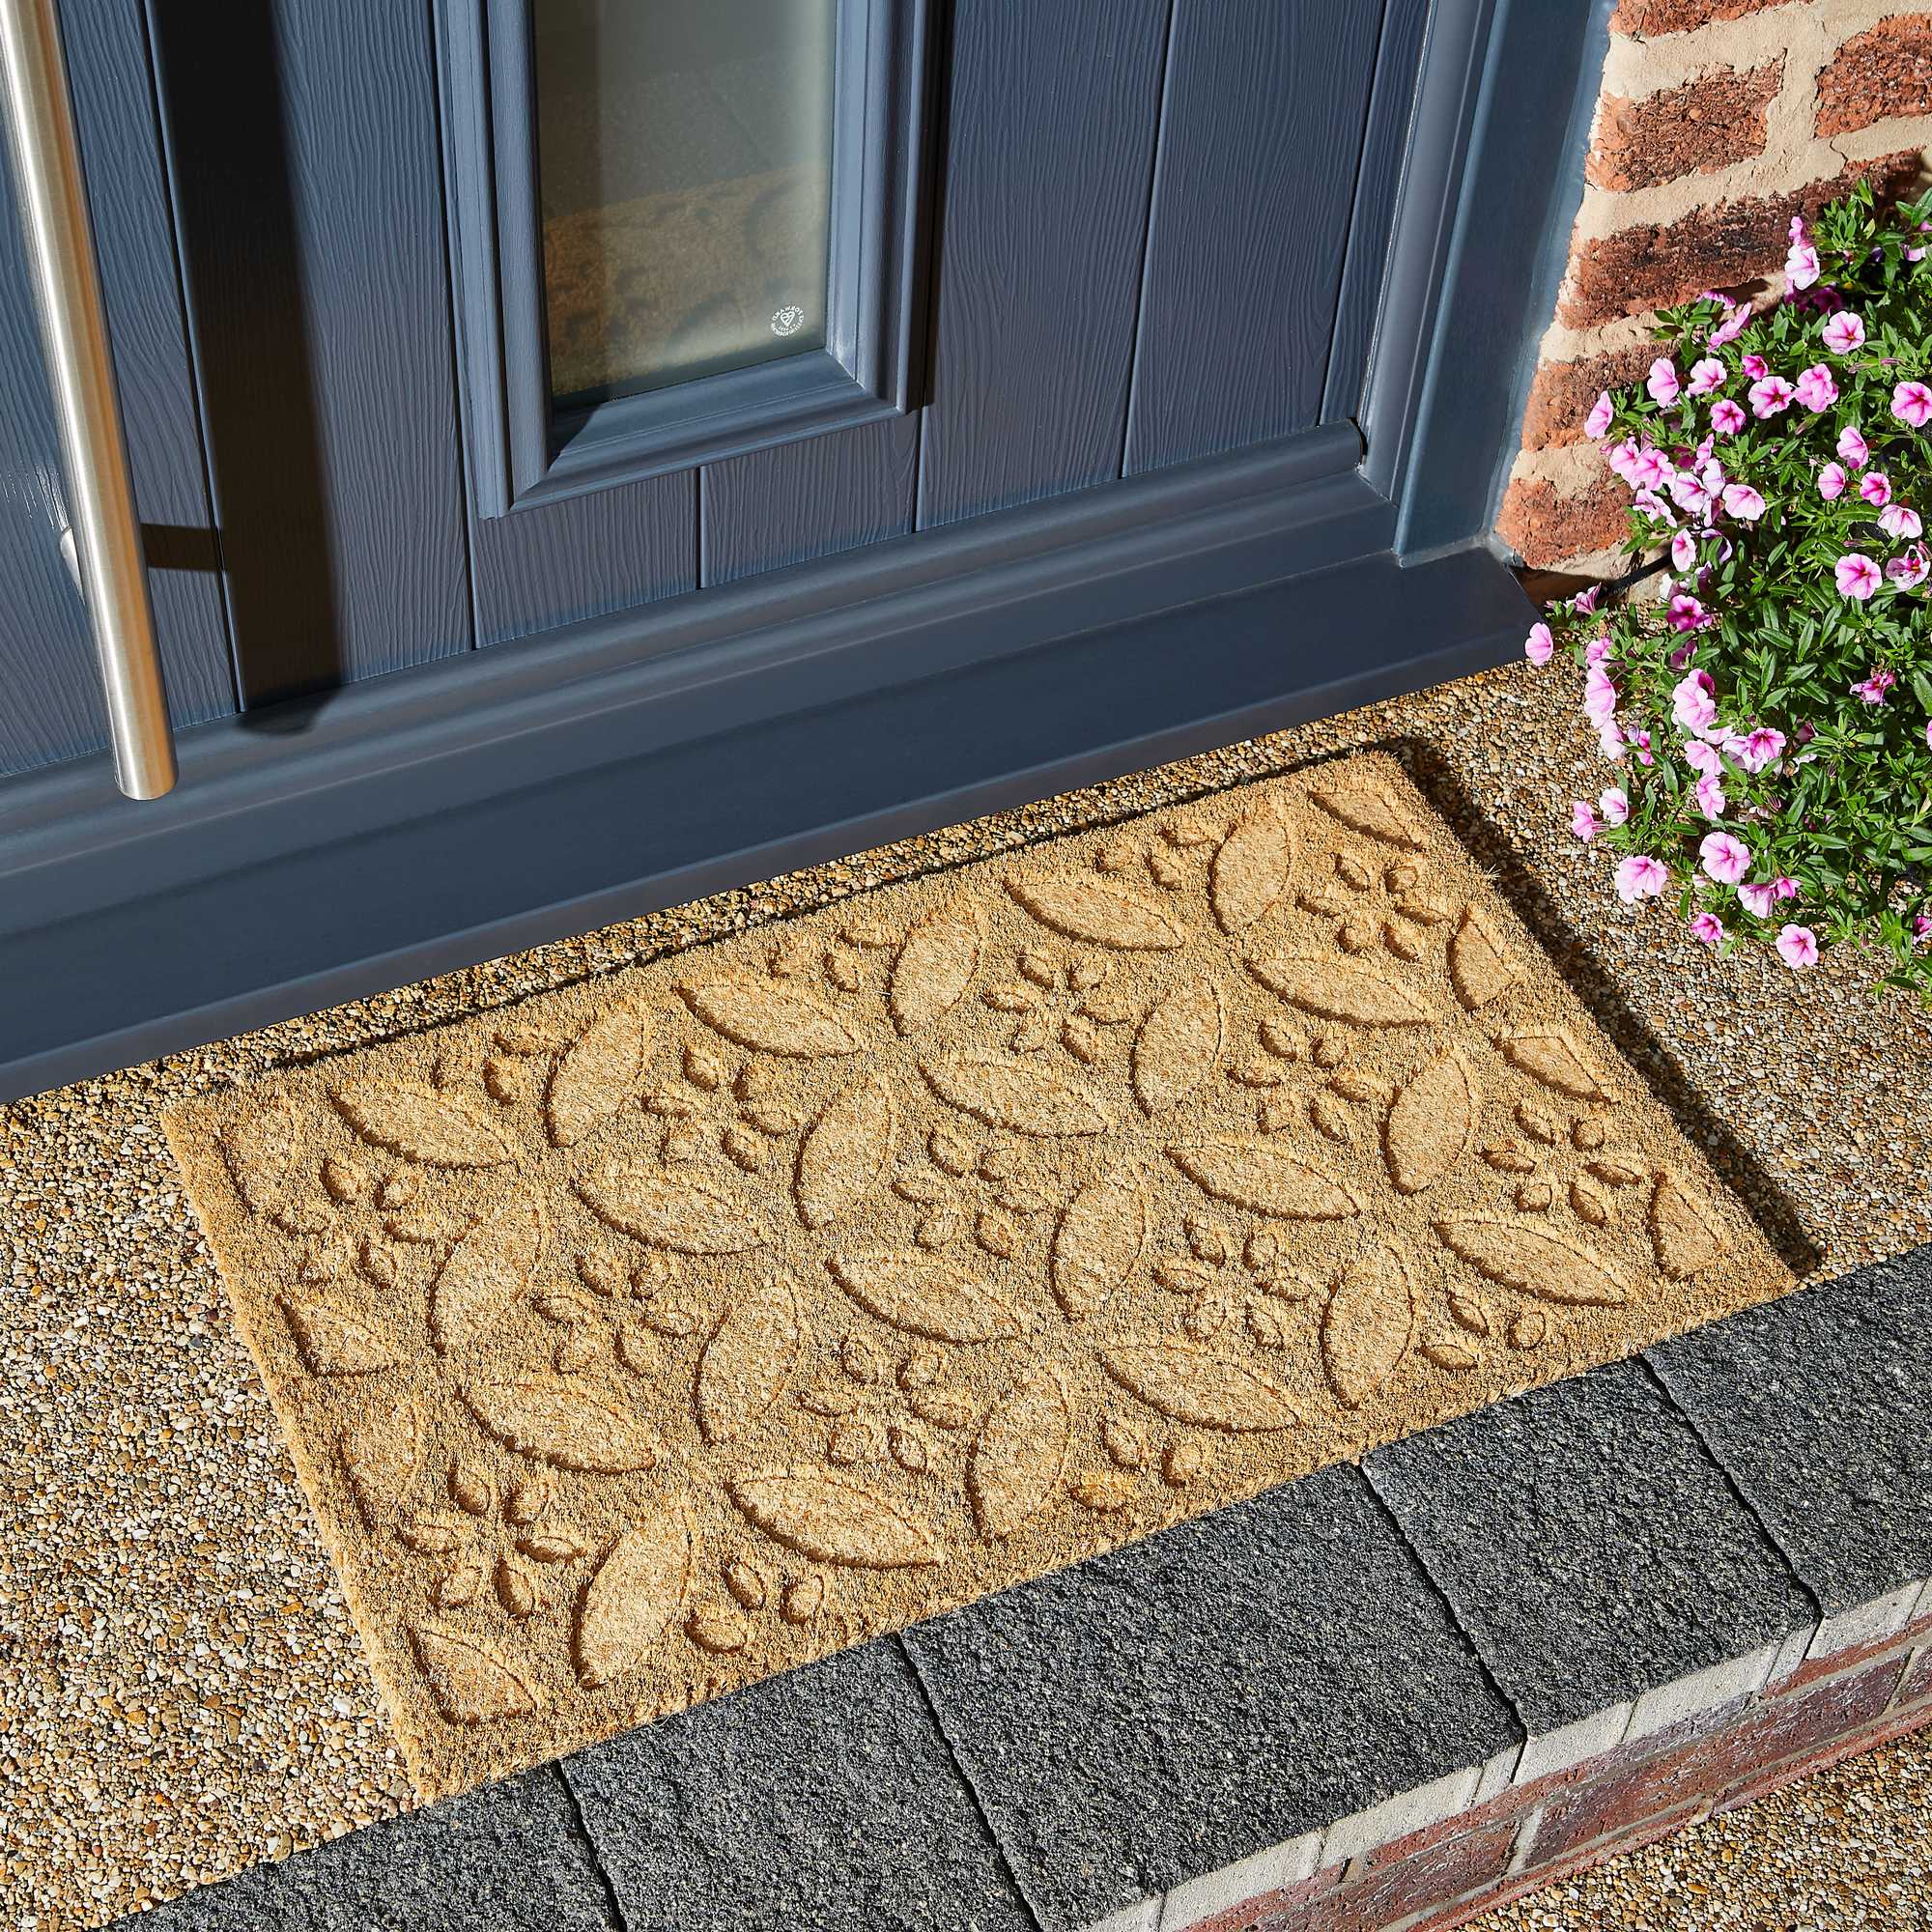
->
3, 658, 1929, 1930
1464, 1715, 1932, 1931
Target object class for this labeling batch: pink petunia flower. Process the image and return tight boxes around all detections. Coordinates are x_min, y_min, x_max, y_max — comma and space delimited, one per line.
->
1669, 470, 1714, 519
1785, 242, 1821, 291
1672, 669, 1719, 736
1748, 376, 1795, 417
1614, 854, 1670, 902
1605, 438, 1642, 482
1880, 504, 1922, 541
1683, 739, 1722, 778
1666, 593, 1711, 634
1742, 354, 1768, 382
1738, 881, 1776, 918
1633, 487, 1676, 526
1836, 424, 1869, 469
1888, 545, 1930, 588
1582, 668, 1619, 725
1693, 772, 1728, 820
1775, 923, 1819, 969
1584, 635, 1613, 667
1721, 482, 1765, 521
1916, 914, 1932, 945
1772, 876, 1801, 902
1699, 831, 1750, 883
1707, 300, 1750, 350
1523, 622, 1554, 666
1687, 910, 1725, 946
1860, 469, 1893, 507
1600, 786, 1630, 826
1584, 390, 1614, 439
1850, 668, 1896, 704
1822, 311, 1867, 355
1793, 363, 1838, 412
1709, 398, 1747, 436
1629, 444, 1671, 491
1574, 584, 1602, 614
1598, 720, 1628, 762
1892, 380, 1932, 429
1925, 719, 1932, 753
1738, 726, 1786, 772
1670, 529, 1699, 572
1817, 461, 1848, 499
1835, 553, 1883, 599
1571, 801, 1601, 842
1646, 358, 1682, 406
1686, 358, 1726, 397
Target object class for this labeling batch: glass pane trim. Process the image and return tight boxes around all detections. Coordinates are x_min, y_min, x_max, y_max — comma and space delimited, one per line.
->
533, 0, 837, 408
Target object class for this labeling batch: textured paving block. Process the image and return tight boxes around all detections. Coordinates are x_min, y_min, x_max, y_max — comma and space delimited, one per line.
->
564, 1638, 1034, 1932
131, 1771, 615, 1932
1366, 1358, 1812, 1735
1648, 1246, 1932, 1614
162, 755, 1785, 1797
904, 1467, 1520, 1931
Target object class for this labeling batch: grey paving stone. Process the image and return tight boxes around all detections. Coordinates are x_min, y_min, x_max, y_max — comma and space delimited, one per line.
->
130, 1769, 617, 1932
564, 1637, 1037, 1932
1648, 1244, 1932, 1615
1366, 1356, 1813, 1736
902, 1465, 1519, 1932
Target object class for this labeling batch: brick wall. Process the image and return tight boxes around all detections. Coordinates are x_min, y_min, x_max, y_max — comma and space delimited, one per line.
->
1176, 1584, 1932, 1932
1495, 0, 1932, 576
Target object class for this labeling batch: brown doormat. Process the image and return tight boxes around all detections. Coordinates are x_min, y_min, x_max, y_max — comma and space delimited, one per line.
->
163, 753, 1788, 1801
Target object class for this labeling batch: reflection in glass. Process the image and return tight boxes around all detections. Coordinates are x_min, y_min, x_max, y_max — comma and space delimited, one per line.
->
533, 0, 837, 407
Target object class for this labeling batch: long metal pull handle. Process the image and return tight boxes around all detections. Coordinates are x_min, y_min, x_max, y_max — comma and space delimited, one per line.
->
0, 0, 174, 798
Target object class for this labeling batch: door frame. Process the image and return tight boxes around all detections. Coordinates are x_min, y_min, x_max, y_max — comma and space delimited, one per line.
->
0, 0, 1606, 1101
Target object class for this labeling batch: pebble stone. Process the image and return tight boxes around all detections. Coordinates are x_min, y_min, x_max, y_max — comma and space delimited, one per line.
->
2, 658, 1928, 1929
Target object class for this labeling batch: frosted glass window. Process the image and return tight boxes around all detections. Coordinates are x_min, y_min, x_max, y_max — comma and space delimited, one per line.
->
534, 0, 838, 406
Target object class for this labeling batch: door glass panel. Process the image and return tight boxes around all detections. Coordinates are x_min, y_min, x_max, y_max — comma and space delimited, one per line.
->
533, 0, 838, 408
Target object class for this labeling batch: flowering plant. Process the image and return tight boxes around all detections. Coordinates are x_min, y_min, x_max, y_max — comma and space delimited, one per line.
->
1528, 183, 1932, 998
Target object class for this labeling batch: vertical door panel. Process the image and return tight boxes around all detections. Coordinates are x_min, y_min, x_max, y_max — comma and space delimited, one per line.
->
469, 472, 696, 648
700, 412, 918, 586
0, 1, 236, 778
148, 0, 470, 706
1321, 0, 1429, 425
915, 0, 1170, 530
1124, 0, 1382, 474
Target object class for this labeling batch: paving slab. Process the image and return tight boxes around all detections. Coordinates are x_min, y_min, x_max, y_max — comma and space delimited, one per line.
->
563, 1637, 1037, 1932
1647, 1244, 1932, 1616
133, 1769, 616, 1932
1365, 1357, 1813, 1737
902, 1464, 1519, 1932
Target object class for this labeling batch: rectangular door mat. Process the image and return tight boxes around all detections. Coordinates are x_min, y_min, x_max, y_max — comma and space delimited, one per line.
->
163, 753, 1788, 1801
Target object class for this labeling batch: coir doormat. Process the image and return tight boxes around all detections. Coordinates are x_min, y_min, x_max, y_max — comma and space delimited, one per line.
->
164, 754, 1788, 1800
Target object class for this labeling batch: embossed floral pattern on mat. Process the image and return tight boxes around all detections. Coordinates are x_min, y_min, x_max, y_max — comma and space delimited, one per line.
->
163, 754, 1789, 1799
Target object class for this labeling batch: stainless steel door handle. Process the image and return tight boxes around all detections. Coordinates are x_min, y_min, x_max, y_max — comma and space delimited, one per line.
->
0, 0, 175, 799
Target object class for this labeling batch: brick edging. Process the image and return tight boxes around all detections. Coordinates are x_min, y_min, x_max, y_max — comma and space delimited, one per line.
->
1090, 1577, 1932, 1932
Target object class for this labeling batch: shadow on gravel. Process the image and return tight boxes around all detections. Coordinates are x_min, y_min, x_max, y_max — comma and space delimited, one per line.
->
1395, 735, 1823, 1281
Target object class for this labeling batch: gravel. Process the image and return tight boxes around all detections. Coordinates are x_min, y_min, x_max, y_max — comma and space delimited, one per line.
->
3, 657, 1928, 1930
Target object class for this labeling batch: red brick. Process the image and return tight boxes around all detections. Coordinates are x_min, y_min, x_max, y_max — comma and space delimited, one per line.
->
1903, 1644, 1932, 1708
1521, 342, 1659, 450
1777, 1609, 1932, 1695
1817, 14, 1932, 138
1298, 1820, 1518, 1932
1559, 152, 1923, 327
1609, 0, 1788, 32
1428, 1804, 1711, 1932
1587, 62, 1781, 193
1525, 1656, 1908, 1868
1496, 473, 1629, 567
1194, 1861, 1346, 1932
